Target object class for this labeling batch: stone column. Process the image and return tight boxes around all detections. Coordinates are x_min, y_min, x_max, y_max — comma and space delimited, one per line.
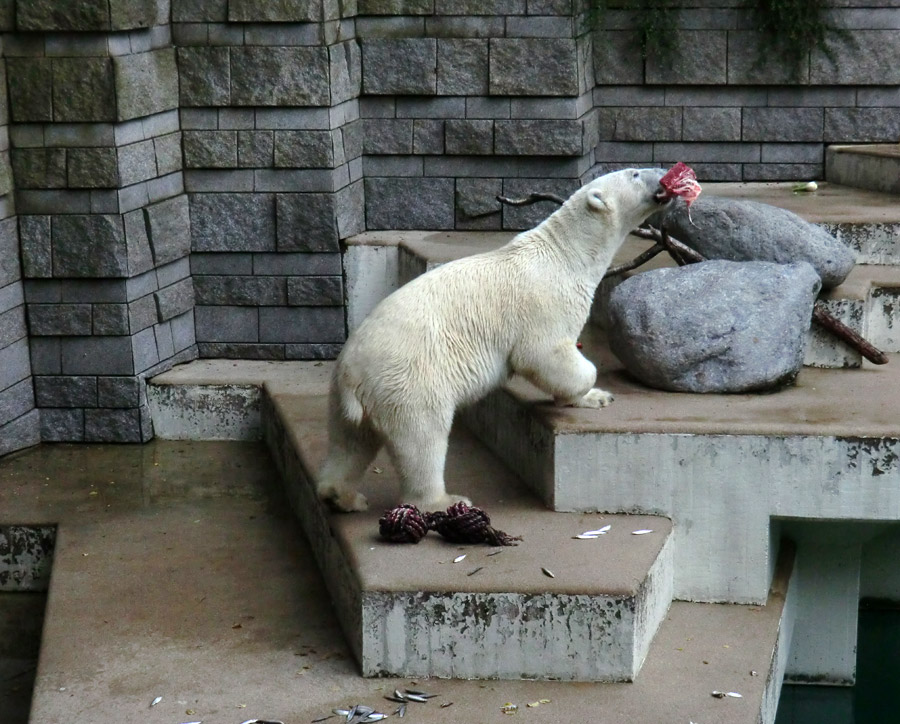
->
0, 12, 41, 456
9, 0, 196, 443
174, 0, 362, 360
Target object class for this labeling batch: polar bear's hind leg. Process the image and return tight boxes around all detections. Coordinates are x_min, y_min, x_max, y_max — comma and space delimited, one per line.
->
317, 418, 381, 512
384, 412, 471, 510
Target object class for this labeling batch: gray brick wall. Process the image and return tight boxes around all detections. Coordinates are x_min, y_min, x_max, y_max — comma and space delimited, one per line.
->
7, 1, 196, 445
356, 1, 899, 228
174, 0, 360, 360
591, 3, 900, 182
0, 28, 39, 455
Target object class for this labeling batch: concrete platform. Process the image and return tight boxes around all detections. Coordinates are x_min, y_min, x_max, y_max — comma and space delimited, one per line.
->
344, 182, 900, 371
263, 384, 675, 681
0, 437, 794, 724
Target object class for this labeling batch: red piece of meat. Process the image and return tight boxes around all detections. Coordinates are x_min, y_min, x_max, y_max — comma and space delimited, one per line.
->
659, 162, 702, 207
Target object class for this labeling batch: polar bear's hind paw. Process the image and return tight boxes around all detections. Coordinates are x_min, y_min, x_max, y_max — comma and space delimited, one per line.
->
574, 388, 615, 409
319, 486, 369, 512
409, 492, 472, 510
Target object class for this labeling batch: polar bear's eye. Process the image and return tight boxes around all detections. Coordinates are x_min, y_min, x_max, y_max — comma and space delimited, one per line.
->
632, 171, 640, 179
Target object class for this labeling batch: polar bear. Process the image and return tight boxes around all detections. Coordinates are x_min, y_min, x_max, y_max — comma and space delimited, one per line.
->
318, 167, 675, 512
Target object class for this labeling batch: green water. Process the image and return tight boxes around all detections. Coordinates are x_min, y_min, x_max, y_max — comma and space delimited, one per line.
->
776, 607, 900, 724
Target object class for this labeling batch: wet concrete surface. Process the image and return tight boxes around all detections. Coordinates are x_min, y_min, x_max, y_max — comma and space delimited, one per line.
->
0, 439, 787, 724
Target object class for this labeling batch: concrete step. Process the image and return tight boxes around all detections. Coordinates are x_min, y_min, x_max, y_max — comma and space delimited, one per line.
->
352, 227, 900, 370
263, 378, 674, 682
827, 144, 900, 196
150, 364, 677, 681
142, 361, 797, 721
346, 179, 900, 370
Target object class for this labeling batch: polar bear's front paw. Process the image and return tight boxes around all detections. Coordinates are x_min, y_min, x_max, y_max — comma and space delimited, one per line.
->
573, 388, 615, 409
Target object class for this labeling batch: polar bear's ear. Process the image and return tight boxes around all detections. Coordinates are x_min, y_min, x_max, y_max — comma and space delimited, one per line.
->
587, 188, 607, 213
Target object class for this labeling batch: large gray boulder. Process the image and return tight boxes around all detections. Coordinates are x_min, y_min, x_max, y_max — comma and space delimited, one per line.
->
656, 196, 856, 289
607, 260, 822, 393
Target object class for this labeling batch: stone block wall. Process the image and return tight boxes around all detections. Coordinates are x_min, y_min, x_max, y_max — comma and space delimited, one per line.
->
355, 0, 900, 229
0, 28, 40, 456
593, 0, 900, 182
173, 0, 361, 360
358, 0, 598, 231
7, 0, 197, 444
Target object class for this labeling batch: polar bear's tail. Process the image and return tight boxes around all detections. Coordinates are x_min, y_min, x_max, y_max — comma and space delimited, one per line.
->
332, 374, 365, 427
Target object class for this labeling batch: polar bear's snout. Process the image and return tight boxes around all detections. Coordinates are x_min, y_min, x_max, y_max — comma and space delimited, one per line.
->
630, 168, 669, 205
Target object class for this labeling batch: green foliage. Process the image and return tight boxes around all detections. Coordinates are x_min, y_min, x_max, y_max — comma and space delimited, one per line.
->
588, 0, 841, 70
750, 0, 840, 72
586, 0, 677, 61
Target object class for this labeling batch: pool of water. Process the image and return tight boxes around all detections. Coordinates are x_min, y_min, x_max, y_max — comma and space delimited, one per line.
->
776, 606, 900, 724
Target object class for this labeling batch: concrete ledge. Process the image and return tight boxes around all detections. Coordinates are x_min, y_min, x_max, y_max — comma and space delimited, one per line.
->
0, 435, 800, 724
262, 383, 675, 681
147, 359, 331, 439
827, 145, 900, 196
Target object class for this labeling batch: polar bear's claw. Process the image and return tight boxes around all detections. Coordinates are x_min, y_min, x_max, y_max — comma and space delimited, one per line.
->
574, 388, 615, 409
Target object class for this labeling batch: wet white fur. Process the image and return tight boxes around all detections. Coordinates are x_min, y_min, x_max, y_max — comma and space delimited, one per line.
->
318, 167, 670, 512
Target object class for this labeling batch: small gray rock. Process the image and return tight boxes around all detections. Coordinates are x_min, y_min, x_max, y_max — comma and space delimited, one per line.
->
607, 260, 822, 393
656, 196, 856, 289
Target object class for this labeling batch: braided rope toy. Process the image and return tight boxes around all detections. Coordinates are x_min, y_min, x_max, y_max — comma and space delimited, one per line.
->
378, 501, 522, 546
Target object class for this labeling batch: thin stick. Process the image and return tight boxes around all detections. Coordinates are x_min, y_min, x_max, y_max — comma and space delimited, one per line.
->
630, 226, 705, 264
603, 243, 665, 278
812, 304, 888, 365
495, 192, 566, 207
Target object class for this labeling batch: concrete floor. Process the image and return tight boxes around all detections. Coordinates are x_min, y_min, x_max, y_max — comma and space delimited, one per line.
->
0, 440, 787, 724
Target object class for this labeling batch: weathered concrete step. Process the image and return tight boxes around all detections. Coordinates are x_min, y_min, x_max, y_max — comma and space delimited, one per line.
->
827, 144, 900, 196
262, 378, 674, 681
147, 359, 334, 440
355, 228, 899, 369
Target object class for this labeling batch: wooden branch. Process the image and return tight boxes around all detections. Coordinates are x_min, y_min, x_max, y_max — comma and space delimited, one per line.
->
495, 192, 565, 207
603, 243, 665, 279
812, 304, 888, 365
630, 226, 705, 264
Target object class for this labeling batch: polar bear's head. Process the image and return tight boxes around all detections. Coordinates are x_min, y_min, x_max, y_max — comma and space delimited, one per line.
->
577, 167, 671, 233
